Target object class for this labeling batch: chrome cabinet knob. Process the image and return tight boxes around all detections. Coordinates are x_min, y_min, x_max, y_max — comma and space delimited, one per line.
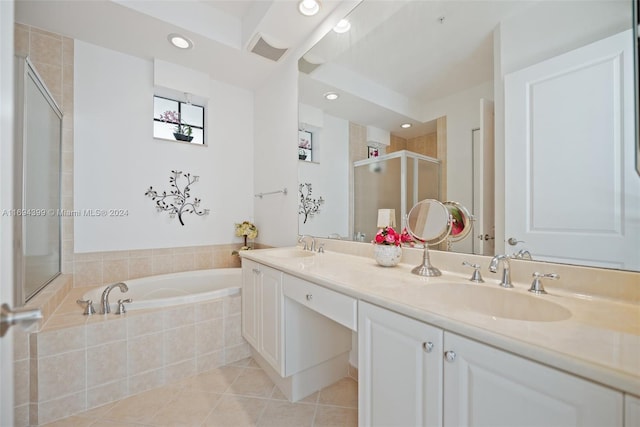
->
306, 294, 313, 301
444, 350, 456, 362
423, 341, 434, 353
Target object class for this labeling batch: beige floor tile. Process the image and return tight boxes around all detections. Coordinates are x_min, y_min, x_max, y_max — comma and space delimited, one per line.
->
313, 406, 358, 427
90, 421, 152, 427
42, 416, 94, 427
257, 400, 316, 427
150, 390, 222, 426
102, 386, 177, 423
227, 368, 275, 398
75, 402, 117, 418
202, 395, 267, 427
270, 386, 319, 404
318, 378, 358, 408
180, 365, 244, 393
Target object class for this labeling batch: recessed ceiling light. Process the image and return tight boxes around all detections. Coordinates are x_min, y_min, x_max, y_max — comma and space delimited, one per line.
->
168, 33, 193, 50
298, 0, 320, 16
401, 123, 412, 129
324, 92, 339, 100
333, 19, 351, 33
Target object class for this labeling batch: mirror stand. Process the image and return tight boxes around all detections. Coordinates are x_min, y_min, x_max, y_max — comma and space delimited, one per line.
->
412, 244, 441, 277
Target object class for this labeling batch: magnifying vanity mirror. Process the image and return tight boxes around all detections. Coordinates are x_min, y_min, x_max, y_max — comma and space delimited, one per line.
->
298, 0, 640, 273
444, 201, 473, 244
406, 199, 452, 277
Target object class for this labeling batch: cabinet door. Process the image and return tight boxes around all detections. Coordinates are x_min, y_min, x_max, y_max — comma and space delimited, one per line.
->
241, 259, 260, 348
359, 301, 443, 427
444, 333, 623, 427
259, 265, 284, 373
625, 394, 640, 427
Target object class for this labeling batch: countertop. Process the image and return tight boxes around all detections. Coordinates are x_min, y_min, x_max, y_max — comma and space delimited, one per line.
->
240, 247, 640, 396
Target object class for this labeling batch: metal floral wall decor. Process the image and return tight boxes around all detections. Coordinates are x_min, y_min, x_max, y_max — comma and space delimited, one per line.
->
145, 170, 209, 226
298, 183, 324, 224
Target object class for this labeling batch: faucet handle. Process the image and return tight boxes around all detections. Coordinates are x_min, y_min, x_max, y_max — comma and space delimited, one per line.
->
76, 299, 96, 316
115, 298, 132, 315
462, 261, 484, 283
528, 272, 559, 295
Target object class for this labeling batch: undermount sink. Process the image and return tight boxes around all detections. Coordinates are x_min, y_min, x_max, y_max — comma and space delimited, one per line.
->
266, 249, 315, 259
428, 283, 571, 322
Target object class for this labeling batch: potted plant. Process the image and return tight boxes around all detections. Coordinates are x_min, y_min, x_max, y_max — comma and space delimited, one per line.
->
159, 110, 193, 142
372, 226, 404, 267
298, 148, 307, 160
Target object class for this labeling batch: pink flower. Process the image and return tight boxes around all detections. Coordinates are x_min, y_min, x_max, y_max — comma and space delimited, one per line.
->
374, 233, 385, 244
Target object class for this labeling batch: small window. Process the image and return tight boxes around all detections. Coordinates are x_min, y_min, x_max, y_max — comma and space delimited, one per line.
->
153, 95, 205, 145
298, 130, 312, 161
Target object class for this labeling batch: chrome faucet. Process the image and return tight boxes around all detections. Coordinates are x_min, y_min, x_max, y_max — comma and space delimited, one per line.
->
298, 235, 316, 252
488, 255, 514, 288
100, 282, 128, 314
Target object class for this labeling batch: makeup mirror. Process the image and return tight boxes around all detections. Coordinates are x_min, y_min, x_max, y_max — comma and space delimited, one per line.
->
406, 199, 451, 277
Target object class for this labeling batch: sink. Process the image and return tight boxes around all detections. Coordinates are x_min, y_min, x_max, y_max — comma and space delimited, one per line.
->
427, 283, 571, 322
265, 249, 315, 259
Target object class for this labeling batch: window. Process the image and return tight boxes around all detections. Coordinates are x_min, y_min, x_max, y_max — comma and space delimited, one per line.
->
153, 95, 205, 145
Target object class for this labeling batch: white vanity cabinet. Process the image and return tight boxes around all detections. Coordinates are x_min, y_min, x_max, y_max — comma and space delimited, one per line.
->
625, 394, 640, 427
359, 302, 624, 427
241, 258, 353, 401
358, 301, 444, 427
444, 333, 623, 427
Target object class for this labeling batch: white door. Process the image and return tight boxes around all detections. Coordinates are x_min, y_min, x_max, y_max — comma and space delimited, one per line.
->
473, 99, 495, 255
358, 301, 443, 427
504, 30, 639, 269
0, 2, 16, 425
443, 333, 622, 427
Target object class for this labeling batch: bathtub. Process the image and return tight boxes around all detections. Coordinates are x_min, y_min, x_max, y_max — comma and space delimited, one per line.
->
82, 268, 241, 311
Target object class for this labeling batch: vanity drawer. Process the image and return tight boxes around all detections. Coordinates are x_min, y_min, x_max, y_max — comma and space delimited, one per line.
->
283, 275, 357, 331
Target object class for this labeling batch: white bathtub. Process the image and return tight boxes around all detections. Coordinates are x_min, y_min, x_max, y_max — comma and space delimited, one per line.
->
82, 268, 241, 311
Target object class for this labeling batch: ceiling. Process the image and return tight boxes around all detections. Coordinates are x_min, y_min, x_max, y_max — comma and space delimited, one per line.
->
298, 0, 531, 138
15, 0, 345, 90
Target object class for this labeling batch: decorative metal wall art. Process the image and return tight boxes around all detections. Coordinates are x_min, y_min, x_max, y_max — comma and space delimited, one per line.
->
298, 183, 324, 224
145, 170, 209, 226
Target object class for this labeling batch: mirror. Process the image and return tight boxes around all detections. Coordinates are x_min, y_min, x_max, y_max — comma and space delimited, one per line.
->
406, 199, 451, 277
298, 0, 639, 272
444, 201, 473, 243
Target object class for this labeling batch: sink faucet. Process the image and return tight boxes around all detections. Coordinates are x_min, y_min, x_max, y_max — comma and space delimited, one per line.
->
298, 235, 316, 252
100, 282, 128, 314
488, 255, 514, 288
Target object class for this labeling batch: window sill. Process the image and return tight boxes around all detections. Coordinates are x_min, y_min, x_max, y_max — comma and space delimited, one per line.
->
154, 136, 207, 147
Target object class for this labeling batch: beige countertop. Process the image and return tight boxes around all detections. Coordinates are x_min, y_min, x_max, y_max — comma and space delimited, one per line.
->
241, 246, 640, 396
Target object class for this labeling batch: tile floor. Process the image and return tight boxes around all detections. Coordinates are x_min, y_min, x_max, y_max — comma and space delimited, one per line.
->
43, 357, 358, 427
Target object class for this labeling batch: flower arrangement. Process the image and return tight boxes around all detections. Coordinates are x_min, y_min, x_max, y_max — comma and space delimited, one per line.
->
159, 110, 192, 137
373, 226, 415, 247
234, 220, 258, 251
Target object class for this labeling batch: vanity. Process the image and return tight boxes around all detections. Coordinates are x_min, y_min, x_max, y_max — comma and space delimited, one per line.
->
240, 244, 640, 427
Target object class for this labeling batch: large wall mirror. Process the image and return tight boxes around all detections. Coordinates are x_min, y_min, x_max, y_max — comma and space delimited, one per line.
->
298, 0, 639, 273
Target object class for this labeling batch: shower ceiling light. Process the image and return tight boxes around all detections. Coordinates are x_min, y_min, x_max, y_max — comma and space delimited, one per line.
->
333, 19, 351, 33
298, 0, 320, 16
168, 33, 193, 49
401, 123, 412, 129
324, 92, 339, 100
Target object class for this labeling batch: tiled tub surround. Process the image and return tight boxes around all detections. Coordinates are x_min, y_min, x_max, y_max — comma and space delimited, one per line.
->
241, 241, 640, 397
26, 286, 250, 425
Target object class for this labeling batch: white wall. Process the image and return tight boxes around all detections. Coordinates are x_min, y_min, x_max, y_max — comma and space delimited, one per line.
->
252, 61, 300, 247
74, 41, 254, 252
298, 111, 349, 238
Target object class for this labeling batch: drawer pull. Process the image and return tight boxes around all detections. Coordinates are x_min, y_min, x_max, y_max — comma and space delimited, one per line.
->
423, 341, 434, 353
252, 268, 260, 274
306, 294, 313, 301
444, 350, 456, 362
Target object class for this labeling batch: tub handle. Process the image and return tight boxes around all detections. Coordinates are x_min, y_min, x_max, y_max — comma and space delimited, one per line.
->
76, 299, 96, 316
115, 298, 132, 315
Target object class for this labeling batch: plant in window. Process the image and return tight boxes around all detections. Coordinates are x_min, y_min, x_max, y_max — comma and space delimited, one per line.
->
159, 110, 193, 141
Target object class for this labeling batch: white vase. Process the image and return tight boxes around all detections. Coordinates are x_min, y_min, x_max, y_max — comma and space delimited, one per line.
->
374, 244, 402, 267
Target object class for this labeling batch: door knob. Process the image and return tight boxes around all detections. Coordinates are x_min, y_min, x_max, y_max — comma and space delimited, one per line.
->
507, 237, 524, 246
1, 303, 42, 337
444, 350, 456, 362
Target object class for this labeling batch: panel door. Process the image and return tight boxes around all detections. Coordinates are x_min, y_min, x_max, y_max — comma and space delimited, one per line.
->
443, 333, 622, 427
259, 265, 283, 374
504, 29, 639, 269
359, 301, 443, 427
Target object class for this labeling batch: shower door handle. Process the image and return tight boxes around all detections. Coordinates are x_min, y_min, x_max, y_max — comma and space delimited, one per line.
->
0, 303, 42, 338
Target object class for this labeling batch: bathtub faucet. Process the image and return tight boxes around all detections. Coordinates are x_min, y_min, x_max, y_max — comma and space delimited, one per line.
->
100, 282, 129, 314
